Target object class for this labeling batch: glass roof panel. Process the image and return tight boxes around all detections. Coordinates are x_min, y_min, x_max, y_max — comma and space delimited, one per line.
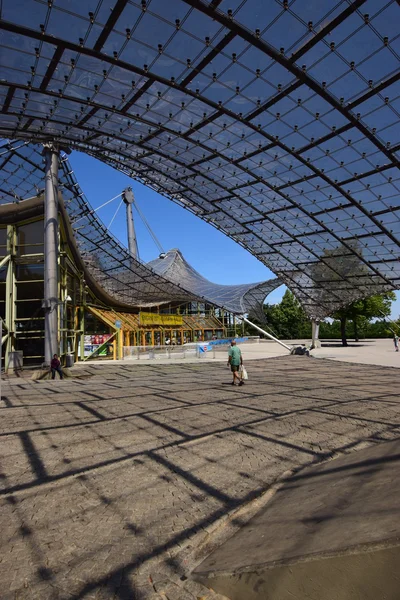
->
0, 0, 398, 319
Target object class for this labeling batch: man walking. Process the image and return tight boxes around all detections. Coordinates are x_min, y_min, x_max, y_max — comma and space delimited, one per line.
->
51, 354, 63, 380
228, 340, 243, 386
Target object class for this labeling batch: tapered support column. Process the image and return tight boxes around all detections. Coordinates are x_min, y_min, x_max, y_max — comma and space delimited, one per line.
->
43, 144, 59, 364
126, 203, 138, 259
122, 187, 138, 259
5, 225, 16, 371
311, 319, 321, 349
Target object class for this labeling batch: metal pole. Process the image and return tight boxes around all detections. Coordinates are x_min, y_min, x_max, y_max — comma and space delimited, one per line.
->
79, 306, 85, 361
60, 253, 67, 358
5, 225, 16, 372
43, 143, 59, 365
378, 309, 400, 333
241, 316, 292, 351
126, 203, 138, 259
122, 187, 138, 259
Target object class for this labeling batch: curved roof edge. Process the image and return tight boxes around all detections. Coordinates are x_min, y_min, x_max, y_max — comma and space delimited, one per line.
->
147, 248, 281, 315
0, 142, 280, 315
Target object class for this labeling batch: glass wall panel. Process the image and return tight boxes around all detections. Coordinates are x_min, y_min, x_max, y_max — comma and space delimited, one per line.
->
15, 337, 44, 360
16, 281, 44, 299
0, 281, 5, 319
16, 300, 44, 319
16, 319, 44, 332
66, 304, 75, 331
17, 220, 44, 256
16, 263, 44, 281
85, 311, 109, 335
0, 227, 7, 256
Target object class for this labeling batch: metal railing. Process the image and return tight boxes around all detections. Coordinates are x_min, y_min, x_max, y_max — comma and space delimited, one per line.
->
123, 344, 202, 360
123, 337, 261, 361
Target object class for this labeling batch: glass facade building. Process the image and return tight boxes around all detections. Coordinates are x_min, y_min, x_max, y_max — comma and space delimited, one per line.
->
0, 190, 277, 368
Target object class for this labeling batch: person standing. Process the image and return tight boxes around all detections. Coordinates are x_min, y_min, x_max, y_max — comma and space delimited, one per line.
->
228, 340, 243, 386
51, 354, 63, 380
394, 334, 399, 352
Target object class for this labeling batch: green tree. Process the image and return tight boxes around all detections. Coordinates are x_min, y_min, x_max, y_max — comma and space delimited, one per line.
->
307, 240, 396, 345
308, 241, 369, 321
262, 290, 311, 339
333, 292, 396, 346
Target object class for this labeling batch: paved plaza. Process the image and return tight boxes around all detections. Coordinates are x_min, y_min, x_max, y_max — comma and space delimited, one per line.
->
115, 338, 400, 369
1, 354, 400, 599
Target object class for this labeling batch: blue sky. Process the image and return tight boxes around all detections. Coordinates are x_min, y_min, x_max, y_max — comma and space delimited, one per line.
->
69, 151, 400, 319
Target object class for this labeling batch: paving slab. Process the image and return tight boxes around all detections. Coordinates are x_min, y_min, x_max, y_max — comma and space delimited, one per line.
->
0, 357, 399, 600
194, 439, 400, 600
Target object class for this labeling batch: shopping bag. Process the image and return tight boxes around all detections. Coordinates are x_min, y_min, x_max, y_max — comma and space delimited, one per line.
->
240, 365, 248, 380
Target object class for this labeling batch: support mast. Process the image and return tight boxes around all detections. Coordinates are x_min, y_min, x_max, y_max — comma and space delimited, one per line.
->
43, 143, 59, 364
122, 187, 138, 260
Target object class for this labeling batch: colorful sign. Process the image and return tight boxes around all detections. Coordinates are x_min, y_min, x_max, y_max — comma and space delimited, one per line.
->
87, 334, 112, 345
139, 312, 183, 326
83, 334, 112, 357
197, 343, 212, 353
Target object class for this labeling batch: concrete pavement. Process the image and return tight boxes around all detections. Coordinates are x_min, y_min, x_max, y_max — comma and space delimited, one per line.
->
195, 438, 400, 600
1, 355, 399, 599
311, 338, 400, 368
68, 338, 400, 372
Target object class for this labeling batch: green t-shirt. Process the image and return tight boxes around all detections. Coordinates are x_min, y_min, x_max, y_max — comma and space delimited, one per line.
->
228, 345, 241, 366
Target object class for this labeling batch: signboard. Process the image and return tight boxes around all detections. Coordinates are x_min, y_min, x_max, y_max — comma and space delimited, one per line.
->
197, 343, 212, 353
139, 312, 183, 326
115, 320, 122, 329
83, 334, 112, 357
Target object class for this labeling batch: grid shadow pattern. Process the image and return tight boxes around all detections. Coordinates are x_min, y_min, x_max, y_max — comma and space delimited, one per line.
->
147, 247, 281, 316
0, 357, 399, 599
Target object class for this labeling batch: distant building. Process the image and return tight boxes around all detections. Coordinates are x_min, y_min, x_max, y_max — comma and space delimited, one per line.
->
0, 144, 280, 369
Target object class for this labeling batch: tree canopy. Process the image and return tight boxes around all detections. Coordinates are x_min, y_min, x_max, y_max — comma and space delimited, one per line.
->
332, 292, 396, 345
253, 290, 397, 345
262, 290, 312, 340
